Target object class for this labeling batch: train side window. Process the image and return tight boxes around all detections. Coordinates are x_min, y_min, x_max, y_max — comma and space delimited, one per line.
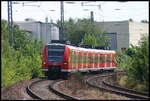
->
87, 56, 90, 63
107, 54, 111, 63
112, 54, 116, 63
111, 54, 113, 63
78, 52, 81, 64
95, 54, 98, 63
81, 52, 83, 64
74, 51, 76, 64
76, 52, 78, 65
69, 51, 72, 63
112, 57, 114, 63
98, 54, 100, 64
71, 51, 74, 63
83, 53, 86, 63
92, 53, 95, 63
110, 54, 112, 63
89, 53, 93, 63
112, 55, 115, 63
90, 53, 93, 63
100, 54, 105, 63
93, 53, 97, 63
72, 51, 75, 63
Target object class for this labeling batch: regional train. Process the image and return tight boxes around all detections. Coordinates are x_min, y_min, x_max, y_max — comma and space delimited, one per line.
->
42, 43, 116, 79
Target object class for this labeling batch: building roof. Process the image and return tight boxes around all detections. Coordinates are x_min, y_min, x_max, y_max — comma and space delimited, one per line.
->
15, 21, 59, 27
95, 20, 149, 25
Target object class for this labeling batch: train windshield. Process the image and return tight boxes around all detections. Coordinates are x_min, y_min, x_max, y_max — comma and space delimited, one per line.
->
47, 44, 65, 62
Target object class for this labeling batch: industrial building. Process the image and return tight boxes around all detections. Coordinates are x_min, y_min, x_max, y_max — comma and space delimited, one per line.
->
15, 19, 149, 50
95, 20, 149, 50
15, 18, 59, 44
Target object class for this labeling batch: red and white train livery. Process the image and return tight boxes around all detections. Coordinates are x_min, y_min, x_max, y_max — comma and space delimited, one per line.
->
42, 43, 116, 77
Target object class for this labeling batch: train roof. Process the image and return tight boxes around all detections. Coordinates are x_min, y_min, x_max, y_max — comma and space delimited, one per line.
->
66, 45, 115, 54
47, 43, 66, 46
46, 44, 115, 53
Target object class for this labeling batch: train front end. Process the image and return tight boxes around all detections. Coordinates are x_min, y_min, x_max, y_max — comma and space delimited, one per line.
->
42, 43, 68, 78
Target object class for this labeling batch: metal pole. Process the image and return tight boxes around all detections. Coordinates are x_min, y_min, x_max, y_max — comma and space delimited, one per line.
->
7, 1, 13, 46
45, 17, 48, 43
60, 1, 65, 40
10, 1, 13, 46
7, 1, 10, 26
90, 11, 94, 23
7, 1, 10, 43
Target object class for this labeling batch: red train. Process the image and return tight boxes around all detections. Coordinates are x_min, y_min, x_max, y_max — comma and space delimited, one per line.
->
42, 43, 116, 78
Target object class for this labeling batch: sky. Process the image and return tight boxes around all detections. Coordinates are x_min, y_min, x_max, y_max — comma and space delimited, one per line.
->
1, 1, 149, 23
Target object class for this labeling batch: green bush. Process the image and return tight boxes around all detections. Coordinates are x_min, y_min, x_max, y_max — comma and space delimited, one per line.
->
115, 49, 132, 71
57, 18, 109, 47
128, 35, 149, 88
116, 35, 149, 91
1, 20, 44, 88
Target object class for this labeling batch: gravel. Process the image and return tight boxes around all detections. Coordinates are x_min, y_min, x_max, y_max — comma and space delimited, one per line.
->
57, 73, 130, 100
1, 73, 131, 100
1, 78, 40, 100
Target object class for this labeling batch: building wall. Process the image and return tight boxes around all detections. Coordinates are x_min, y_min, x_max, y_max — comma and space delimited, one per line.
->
15, 21, 59, 44
16, 22, 41, 40
41, 23, 46, 43
129, 22, 149, 46
96, 21, 129, 50
36, 22, 41, 40
51, 26, 59, 40
41, 23, 59, 44
96, 21, 149, 50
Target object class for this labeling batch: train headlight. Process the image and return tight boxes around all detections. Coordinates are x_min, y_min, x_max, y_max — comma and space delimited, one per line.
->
64, 62, 67, 65
43, 62, 46, 64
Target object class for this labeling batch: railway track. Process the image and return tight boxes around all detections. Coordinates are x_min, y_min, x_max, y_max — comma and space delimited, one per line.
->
26, 77, 80, 100
27, 70, 148, 100
49, 80, 81, 100
26, 71, 124, 100
26, 79, 46, 100
26, 78, 65, 100
103, 77, 149, 99
86, 71, 149, 100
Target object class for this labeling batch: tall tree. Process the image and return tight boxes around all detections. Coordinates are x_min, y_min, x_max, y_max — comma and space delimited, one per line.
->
82, 34, 97, 47
1, 20, 44, 87
57, 18, 109, 47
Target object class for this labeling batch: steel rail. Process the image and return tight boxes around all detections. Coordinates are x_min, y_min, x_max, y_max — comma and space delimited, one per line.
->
26, 70, 126, 100
103, 77, 149, 99
26, 79, 47, 100
86, 71, 149, 100
27, 78, 80, 100
49, 80, 81, 100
